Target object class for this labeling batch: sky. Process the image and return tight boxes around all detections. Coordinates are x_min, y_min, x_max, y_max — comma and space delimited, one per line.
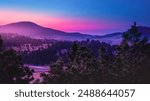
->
0, 0, 150, 35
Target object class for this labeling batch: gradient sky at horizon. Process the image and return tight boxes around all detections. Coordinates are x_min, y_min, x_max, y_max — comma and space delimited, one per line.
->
0, 0, 150, 35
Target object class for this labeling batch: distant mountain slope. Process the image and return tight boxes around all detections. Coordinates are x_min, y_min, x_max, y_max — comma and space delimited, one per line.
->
138, 26, 150, 39
0, 21, 94, 41
96, 33, 122, 44
93, 26, 150, 44
0, 21, 150, 43
138, 26, 150, 34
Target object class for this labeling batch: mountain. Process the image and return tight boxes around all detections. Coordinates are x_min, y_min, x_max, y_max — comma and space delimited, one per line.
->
96, 32, 122, 44
138, 26, 150, 39
0, 21, 150, 43
99, 26, 150, 44
0, 21, 94, 41
92, 26, 150, 44
138, 26, 150, 34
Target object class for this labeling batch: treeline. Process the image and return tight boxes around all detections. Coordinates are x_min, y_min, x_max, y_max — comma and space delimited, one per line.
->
40, 23, 150, 84
23, 40, 107, 65
1, 23, 150, 84
0, 33, 56, 47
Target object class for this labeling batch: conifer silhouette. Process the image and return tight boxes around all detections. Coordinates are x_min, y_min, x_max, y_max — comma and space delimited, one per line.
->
0, 36, 34, 84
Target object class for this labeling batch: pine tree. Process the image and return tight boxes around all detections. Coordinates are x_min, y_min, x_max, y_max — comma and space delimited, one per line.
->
114, 22, 149, 83
41, 43, 101, 84
122, 22, 148, 46
68, 45, 100, 83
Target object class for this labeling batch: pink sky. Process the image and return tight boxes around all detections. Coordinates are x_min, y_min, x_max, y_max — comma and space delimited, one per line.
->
0, 9, 126, 35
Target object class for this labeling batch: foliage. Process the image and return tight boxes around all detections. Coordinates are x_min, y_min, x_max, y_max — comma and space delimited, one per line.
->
41, 22, 150, 84
111, 22, 150, 83
0, 36, 34, 84
1, 22, 150, 84
41, 43, 101, 84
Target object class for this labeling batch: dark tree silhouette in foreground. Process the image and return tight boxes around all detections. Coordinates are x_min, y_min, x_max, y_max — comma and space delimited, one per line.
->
0, 36, 34, 84
112, 22, 150, 83
41, 43, 101, 84
41, 22, 150, 84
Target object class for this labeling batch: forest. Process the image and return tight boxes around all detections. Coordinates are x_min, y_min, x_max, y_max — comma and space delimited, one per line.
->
0, 23, 150, 84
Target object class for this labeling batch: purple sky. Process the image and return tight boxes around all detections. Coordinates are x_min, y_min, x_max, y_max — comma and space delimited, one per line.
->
0, 0, 150, 35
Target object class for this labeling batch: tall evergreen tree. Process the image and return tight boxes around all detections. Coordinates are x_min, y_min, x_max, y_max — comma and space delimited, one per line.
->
114, 22, 150, 83
122, 22, 148, 46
